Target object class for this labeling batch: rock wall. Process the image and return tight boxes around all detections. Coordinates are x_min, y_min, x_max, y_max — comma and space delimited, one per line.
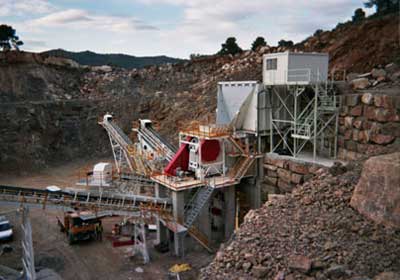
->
263, 154, 327, 195
0, 97, 138, 173
338, 93, 400, 161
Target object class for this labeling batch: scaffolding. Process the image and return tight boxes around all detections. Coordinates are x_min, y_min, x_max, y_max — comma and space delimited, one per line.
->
269, 77, 340, 160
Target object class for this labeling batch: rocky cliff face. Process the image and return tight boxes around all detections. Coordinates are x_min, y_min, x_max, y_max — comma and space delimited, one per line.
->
0, 50, 253, 173
0, 52, 82, 102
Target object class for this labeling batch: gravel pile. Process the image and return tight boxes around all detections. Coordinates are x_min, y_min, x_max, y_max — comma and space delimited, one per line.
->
200, 162, 400, 280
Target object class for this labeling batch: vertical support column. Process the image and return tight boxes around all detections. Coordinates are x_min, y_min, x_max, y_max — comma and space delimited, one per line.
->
243, 177, 261, 210
253, 178, 262, 209
222, 140, 226, 176
269, 86, 276, 154
313, 84, 319, 162
172, 190, 185, 256
293, 87, 297, 158
224, 185, 236, 240
155, 184, 168, 245
334, 97, 339, 159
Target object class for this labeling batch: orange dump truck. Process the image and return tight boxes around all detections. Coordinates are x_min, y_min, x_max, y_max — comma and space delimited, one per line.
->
57, 211, 102, 245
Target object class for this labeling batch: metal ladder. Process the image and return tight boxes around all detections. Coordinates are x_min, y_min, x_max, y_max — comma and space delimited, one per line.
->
183, 184, 214, 229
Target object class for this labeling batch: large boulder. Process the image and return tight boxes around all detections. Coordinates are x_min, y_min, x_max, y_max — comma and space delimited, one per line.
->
350, 153, 400, 228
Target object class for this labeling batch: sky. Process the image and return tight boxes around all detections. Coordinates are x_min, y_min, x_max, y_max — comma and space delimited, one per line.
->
0, 0, 374, 58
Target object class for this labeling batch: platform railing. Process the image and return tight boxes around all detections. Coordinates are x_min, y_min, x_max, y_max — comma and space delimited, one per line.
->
181, 122, 232, 138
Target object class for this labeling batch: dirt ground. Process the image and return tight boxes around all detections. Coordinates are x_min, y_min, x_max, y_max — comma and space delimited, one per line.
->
0, 160, 214, 280
0, 158, 113, 190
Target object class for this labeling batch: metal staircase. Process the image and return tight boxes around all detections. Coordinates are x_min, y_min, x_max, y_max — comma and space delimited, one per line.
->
291, 93, 338, 140
183, 184, 214, 229
228, 156, 255, 181
177, 184, 216, 253
227, 136, 246, 155
187, 226, 213, 252
292, 103, 315, 140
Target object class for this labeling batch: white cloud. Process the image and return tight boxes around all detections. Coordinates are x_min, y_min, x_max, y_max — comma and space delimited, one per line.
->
30, 9, 92, 26
28, 9, 158, 32
137, 0, 374, 56
7, 0, 374, 58
0, 0, 54, 16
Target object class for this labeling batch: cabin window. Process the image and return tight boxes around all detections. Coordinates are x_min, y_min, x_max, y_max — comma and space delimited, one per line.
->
266, 58, 277, 70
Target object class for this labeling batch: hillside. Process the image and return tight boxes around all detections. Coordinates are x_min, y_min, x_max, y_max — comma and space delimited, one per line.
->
297, 14, 399, 73
41, 49, 186, 69
0, 13, 399, 173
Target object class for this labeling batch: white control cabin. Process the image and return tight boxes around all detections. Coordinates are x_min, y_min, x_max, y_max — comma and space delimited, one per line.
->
263, 52, 329, 85
92, 162, 112, 186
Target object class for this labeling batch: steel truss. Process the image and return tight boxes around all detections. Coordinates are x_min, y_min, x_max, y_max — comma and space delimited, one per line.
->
269, 82, 340, 160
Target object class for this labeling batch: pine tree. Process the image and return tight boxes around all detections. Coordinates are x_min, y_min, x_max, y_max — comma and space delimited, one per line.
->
251, 37, 267, 51
218, 37, 243, 55
0, 25, 23, 51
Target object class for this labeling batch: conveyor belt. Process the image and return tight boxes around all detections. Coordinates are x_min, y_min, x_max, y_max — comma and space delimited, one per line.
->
0, 185, 171, 214
139, 127, 176, 162
108, 121, 133, 146
146, 126, 177, 153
